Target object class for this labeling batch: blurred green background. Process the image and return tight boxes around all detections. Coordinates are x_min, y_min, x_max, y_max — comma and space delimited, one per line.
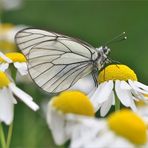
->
1, 0, 148, 147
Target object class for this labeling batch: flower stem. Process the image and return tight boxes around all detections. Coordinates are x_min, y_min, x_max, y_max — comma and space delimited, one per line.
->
10, 66, 17, 82
0, 123, 6, 148
6, 123, 13, 148
115, 97, 120, 111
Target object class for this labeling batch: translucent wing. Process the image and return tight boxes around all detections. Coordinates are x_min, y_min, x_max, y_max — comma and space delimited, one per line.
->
15, 28, 98, 93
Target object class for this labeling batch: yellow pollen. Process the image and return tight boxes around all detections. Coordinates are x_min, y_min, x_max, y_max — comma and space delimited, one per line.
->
0, 52, 26, 62
98, 64, 137, 83
0, 72, 10, 88
107, 109, 147, 145
52, 91, 95, 116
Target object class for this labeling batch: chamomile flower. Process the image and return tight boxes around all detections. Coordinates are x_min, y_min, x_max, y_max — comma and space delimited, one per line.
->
136, 97, 148, 123
0, 51, 28, 75
0, 71, 39, 125
46, 90, 95, 145
70, 110, 148, 148
0, 23, 25, 52
1, 0, 22, 10
90, 64, 148, 116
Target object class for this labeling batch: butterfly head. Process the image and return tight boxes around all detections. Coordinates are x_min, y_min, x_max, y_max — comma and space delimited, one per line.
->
97, 46, 111, 56
102, 46, 111, 55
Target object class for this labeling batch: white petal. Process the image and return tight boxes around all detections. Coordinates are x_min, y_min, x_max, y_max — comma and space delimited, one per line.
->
88, 87, 97, 98
0, 52, 12, 63
90, 82, 105, 102
91, 80, 113, 104
69, 118, 106, 148
69, 74, 95, 94
14, 62, 28, 75
0, 63, 9, 71
115, 80, 131, 106
128, 80, 148, 94
110, 137, 134, 148
0, 88, 14, 125
47, 103, 68, 145
87, 131, 116, 148
133, 81, 148, 92
120, 80, 132, 90
115, 80, 137, 111
9, 83, 39, 111
100, 91, 114, 117
6, 87, 17, 104
131, 89, 147, 101
129, 98, 137, 112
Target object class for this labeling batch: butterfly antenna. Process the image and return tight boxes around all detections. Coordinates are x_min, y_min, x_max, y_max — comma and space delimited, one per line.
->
104, 32, 127, 46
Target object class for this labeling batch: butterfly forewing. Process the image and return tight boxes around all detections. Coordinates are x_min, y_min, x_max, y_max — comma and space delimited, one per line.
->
15, 28, 98, 93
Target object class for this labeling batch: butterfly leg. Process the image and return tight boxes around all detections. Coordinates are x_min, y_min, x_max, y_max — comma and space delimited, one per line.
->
92, 67, 98, 87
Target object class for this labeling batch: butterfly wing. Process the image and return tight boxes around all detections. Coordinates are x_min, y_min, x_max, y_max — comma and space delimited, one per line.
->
15, 28, 98, 93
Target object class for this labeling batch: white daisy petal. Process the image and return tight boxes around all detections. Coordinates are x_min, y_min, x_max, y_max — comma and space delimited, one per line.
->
90, 82, 106, 101
131, 89, 147, 101
47, 105, 68, 145
70, 124, 93, 148
115, 80, 132, 107
7, 88, 17, 104
91, 80, 113, 104
0, 88, 14, 125
110, 137, 134, 148
115, 80, 137, 111
129, 98, 137, 112
14, 62, 28, 75
69, 119, 106, 148
9, 83, 39, 111
0, 63, 9, 71
133, 81, 148, 92
69, 75, 95, 94
100, 91, 114, 117
0, 52, 12, 63
120, 80, 132, 90
128, 80, 148, 94
88, 87, 97, 98
87, 131, 116, 148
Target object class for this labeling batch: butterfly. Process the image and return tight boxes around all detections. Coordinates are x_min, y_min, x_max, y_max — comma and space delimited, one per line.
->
15, 28, 125, 93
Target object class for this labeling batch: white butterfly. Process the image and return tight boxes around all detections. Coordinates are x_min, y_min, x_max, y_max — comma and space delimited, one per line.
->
15, 28, 124, 93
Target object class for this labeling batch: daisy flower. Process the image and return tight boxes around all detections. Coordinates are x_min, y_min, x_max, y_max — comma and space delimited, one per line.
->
90, 64, 148, 116
0, 51, 28, 75
69, 109, 148, 148
46, 90, 95, 145
0, 71, 39, 125
136, 96, 148, 123
1, 0, 22, 10
0, 23, 25, 52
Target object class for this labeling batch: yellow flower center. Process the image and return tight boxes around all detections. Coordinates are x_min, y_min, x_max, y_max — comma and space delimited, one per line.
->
0, 23, 14, 34
0, 52, 26, 63
0, 23, 17, 52
107, 109, 147, 145
52, 91, 95, 116
0, 72, 10, 88
0, 41, 16, 52
98, 64, 137, 83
